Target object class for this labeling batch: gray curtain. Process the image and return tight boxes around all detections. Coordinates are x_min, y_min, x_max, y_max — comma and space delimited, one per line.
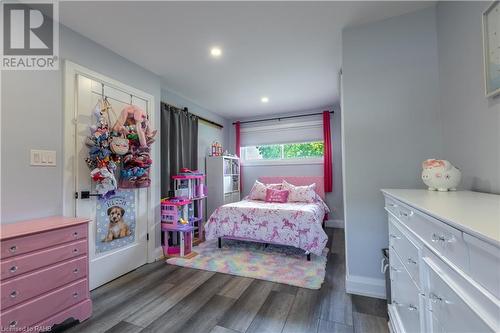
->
161, 102, 198, 197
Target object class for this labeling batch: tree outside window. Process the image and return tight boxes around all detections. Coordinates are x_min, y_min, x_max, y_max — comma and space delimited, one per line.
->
241, 141, 324, 161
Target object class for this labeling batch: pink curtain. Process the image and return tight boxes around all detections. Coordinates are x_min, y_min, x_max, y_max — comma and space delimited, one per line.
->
235, 121, 242, 193
323, 111, 333, 192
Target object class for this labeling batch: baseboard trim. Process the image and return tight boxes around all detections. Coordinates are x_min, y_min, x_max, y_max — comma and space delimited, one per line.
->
326, 219, 344, 228
346, 274, 386, 299
149, 246, 164, 263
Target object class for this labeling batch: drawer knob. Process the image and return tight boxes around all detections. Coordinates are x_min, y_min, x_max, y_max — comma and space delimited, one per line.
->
73, 268, 79, 274
10, 290, 18, 298
407, 258, 417, 265
9, 245, 17, 253
9, 320, 17, 327
407, 304, 418, 311
73, 248, 79, 253
429, 292, 443, 303
10, 266, 18, 273
73, 292, 79, 298
73, 231, 79, 237
431, 233, 455, 243
400, 211, 414, 218
390, 266, 401, 273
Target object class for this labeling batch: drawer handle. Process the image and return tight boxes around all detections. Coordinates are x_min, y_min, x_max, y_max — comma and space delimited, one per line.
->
407, 258, 417, 265
429, 292, 451, 304
9, 320, 17, 327
73, 248, 79, 253
73, 231, 79, 237
9, 245, 17, 253
387, 203, 398, 208
431, 233, 455, 243
10, 290, 18, 298
73, 292, 79, 298
389, 234, 401, 240
73, 268, 79, 274
407, 304, 418, 311
10, 265, 18, 273
390, 266, 401, 273
429, 292, 442, 303
400, 211, 414, 218
394, 301, 418, 311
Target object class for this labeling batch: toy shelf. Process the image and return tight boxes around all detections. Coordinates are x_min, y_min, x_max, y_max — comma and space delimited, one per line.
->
172, 172, 207, 244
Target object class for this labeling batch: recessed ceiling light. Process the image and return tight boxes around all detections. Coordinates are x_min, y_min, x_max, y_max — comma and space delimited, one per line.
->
210, 47, 222, 57
261, 97, 269, 103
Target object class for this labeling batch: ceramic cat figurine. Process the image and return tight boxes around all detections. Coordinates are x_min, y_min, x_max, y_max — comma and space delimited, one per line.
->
421, 159, 461, 191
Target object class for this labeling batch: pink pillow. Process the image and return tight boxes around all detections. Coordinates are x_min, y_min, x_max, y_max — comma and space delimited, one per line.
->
265, 188, 289, 203
249, 181, 282, 201
281, 180, 316, 203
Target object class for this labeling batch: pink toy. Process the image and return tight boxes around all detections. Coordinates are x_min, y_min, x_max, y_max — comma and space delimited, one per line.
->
161, 198, 192, 226
161, 223, 195, 258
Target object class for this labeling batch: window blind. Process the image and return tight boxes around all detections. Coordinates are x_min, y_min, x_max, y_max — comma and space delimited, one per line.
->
240, 120, 323, 146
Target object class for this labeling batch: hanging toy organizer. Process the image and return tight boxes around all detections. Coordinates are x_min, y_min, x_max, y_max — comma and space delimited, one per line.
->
85, 83, 156, 197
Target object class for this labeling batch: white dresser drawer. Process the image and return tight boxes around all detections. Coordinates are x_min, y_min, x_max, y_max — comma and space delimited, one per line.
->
385, 197, 400, 217
403, 209, 469, 274
385, 197, 415, 221
390, 252, 422, 333
464, 233, 500, 300
424, 251, 498, 333
389, 217, 421, 287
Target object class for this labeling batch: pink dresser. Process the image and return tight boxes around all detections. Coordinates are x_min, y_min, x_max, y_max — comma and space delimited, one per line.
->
0, 217, 92, 331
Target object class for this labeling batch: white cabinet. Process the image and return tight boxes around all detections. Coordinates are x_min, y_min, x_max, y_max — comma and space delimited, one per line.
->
206, 156, 241, 217
382, 189, 500, 333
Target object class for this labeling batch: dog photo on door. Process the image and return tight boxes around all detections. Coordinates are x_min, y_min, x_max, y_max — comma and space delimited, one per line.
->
95, 190, 136, 253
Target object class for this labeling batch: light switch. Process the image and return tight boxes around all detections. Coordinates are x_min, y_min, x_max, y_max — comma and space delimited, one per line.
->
31, 150, 56, 166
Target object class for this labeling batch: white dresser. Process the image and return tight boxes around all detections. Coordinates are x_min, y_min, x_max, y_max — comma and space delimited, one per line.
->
381, 189, 500, 333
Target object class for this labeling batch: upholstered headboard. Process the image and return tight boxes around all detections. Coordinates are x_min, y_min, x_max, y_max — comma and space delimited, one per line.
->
259, 176, 325, 199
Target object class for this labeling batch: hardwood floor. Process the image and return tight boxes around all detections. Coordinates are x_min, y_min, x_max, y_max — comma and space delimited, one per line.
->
64, 228, 388, 333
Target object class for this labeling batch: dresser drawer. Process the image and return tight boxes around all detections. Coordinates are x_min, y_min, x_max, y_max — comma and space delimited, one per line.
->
1, 239, 87, 280
464, 233, 500, 299
385, 197, 400, 216
1, 256, 87, 309
1, 224, 87, 259
390, 252, 422, 333
389, 217, 421, 287
403, 209, 469, 273
424, 252, 498, 333
0, 278, 88, 331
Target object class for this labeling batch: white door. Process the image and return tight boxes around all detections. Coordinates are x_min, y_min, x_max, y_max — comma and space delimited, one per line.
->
74, 74, 149, 290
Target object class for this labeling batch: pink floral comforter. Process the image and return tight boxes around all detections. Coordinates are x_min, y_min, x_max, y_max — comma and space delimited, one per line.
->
205, 199, 329, 256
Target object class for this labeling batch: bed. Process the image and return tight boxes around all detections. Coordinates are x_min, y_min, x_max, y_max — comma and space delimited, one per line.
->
205, 176, 329, 260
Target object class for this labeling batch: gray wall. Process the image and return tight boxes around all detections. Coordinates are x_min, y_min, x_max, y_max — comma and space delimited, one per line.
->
436, 2, 500, 194
228, 109, 344, 221
342, 7, 443, 286
1, 25, 162, 223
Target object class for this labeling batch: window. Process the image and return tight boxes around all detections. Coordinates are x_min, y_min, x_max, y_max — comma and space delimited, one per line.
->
241, 141, 324, 165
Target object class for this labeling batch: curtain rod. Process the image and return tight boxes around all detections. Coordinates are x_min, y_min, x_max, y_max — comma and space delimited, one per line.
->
162, 102, 224, 129
232, 110, 334, 125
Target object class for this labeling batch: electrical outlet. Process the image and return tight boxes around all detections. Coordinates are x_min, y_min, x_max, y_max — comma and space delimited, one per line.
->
31, 150, 56, 166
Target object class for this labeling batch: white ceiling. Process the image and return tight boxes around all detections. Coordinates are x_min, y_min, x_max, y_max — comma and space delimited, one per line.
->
60, 1, 434, 118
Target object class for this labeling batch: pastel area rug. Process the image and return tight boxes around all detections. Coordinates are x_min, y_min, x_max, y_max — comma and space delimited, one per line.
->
166, 239, 328, 289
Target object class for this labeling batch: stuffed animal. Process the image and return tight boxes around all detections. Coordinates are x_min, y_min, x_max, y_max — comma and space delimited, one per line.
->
421, 159, 461, 191
113, 105, 148, 147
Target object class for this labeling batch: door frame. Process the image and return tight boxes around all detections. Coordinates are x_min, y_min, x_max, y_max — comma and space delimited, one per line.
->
62, 60, 161, 264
